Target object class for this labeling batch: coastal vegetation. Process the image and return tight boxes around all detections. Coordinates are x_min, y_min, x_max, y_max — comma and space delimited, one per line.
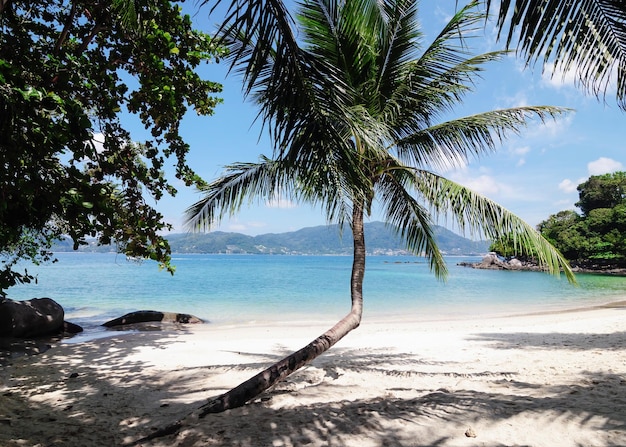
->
540, 172, 626, 267
0, 0, 223, 295
150, 0, 576, 434
490, 172, 626, 270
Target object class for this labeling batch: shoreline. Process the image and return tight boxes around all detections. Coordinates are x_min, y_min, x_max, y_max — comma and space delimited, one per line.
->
2, 302, 626, 446
12, 295, 621, 350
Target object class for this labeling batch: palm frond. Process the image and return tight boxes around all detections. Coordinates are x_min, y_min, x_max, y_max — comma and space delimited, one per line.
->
395, 105, 570, 170
487, 0, 626, 109
375, 164, 448, 278
376, 0, 422, 86
412, 169, 576, 283
185, 157, 290, 231
383, 5, 502, 130
185, 153, 358, 234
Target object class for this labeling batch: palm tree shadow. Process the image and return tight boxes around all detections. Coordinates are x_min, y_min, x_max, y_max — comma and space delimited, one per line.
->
469, 331, 626, 351
0, 329, 199, 446
2, 331, 625, 447
170, 371, 626, 447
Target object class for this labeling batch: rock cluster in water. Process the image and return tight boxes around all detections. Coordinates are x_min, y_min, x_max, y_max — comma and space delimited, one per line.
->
457, 253, 545, 272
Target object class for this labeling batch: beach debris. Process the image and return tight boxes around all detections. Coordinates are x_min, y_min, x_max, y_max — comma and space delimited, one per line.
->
102, 310, 204, 328
465, 427, 477, 438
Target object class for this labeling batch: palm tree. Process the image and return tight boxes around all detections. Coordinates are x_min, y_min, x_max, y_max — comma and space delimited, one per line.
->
486, 0, 626, 109
181, 0, 576, 420
136, 0, 574, 441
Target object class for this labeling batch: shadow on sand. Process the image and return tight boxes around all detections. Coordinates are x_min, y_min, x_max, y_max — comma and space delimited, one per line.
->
0, 326, 625, 447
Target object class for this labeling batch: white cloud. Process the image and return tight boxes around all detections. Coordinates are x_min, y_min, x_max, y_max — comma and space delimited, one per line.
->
541, 62, 578, 89
226, 220, 266, 233
266, 196, 297, 209
524, 113, 573, 139
511, 145, 530, 167
558, 179, 579, 193
512, 146, 531, 156
558, 158, 623, 195
497, 89, 530, 110
437, 158, 467, 174
587, 157, 623, 176
227, 223, 248, 232
542, 62, 618, 97
451, 172, 502, 196
91, 132, 105, 153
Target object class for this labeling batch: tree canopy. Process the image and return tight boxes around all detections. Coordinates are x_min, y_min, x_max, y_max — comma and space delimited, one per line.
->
576, 171, 626, 216
0, 0, 223, 293
493, 172, 626, 267
538, 172, 626, 266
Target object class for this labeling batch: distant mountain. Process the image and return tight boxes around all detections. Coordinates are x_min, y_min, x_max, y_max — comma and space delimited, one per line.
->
165, 222, 489, 255
53, 222, 489, 255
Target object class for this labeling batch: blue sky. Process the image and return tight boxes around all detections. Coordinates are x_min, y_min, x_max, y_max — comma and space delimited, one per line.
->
144, 1, 626, 237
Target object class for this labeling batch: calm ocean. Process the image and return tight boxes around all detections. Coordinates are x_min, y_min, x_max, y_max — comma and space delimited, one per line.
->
5, 253, 626, 336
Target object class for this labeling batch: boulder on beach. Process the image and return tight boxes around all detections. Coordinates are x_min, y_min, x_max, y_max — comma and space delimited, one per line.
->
102, 310, 204, 328
0, 297, 66, 338
458, 253, 544, 272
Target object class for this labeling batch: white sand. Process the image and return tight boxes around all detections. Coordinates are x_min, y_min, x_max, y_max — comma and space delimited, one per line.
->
1, 304, 625, 446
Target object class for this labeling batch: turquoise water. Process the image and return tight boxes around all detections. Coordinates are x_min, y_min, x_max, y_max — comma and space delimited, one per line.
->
6, 253, 626, 331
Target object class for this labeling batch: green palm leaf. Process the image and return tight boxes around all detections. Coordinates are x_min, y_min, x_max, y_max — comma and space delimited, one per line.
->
412, 169, 576, 282
376, 166, 448, 278
395, 106, 570, 170
487, 0, 626, 109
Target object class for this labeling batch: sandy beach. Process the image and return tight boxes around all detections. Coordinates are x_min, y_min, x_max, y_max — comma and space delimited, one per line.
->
1, 304, 625, 447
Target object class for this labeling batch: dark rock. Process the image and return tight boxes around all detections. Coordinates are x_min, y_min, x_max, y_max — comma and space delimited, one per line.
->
0, 297, 64, 338
63, 321, 83, 334
458, 253, 545, 273
102, 310, 204, 328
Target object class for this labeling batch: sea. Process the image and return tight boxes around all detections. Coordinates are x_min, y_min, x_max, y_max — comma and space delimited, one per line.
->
5, 252, 626, 340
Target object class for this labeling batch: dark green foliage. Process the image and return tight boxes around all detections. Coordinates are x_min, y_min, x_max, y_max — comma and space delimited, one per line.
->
535, 172, 626, 267
0, 0, 224, 294
576, 172, 626, 216
488, 233, 536, 259
536, 210, 584, 260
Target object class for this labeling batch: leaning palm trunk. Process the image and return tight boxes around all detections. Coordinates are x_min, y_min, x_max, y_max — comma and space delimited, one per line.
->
197, 203, 364, 415
134, 1, 577, 444
131, 204, 365, 444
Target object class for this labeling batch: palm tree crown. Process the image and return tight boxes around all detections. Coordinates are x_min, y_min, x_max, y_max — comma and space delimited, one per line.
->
188, 0, 573, 281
